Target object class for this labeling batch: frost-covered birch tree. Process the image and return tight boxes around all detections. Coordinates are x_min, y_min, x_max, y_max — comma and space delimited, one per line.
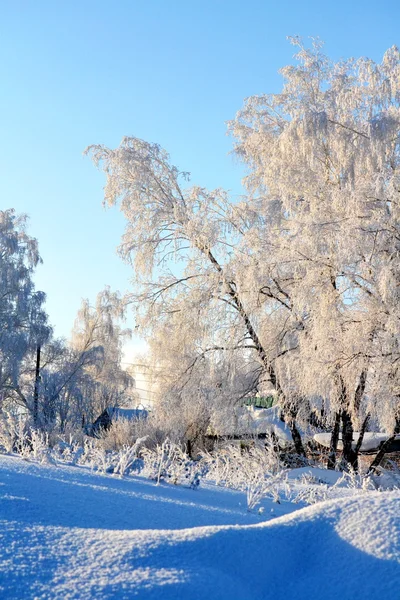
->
87, 39, 400, 466
86, 139, 306, 453
70, 288, 134, 420
32, 288, 133, 433
229, 38, 400, 467
0, 209, 51, 414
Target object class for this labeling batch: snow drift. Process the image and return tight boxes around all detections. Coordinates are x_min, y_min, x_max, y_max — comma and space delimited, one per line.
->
0, 456, 399, 599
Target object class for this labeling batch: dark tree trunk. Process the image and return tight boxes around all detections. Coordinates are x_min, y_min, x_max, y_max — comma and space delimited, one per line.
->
395, 416, 400, 434
327, 410, 341, 470
186, 439, 192, 458
341, 409, 358, 469
281, 403, 306, 457
205, 248, 305, 455
339, 371, 369, 471
33, 345, 41, 426
287, 419, 306, 457
353, 413, 371, 467
354, 370, 368, 413
269, 431, 280, 454
367, 434, 396, 475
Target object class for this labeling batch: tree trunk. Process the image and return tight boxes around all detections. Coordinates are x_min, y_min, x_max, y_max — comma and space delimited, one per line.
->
287, 418, 306, 457
341, 409, 358, 469
205, 248, 305, 455
394, 415, 400, 434
33, 345, 41, 426
354, 370, 367, 413
186, 439, 192, 458
353, 413, 371, 471
327, 410, 341, 470
336, 371, 369, 471
367, 434, 396, 475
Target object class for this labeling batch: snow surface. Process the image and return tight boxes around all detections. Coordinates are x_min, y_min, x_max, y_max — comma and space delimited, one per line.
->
1, 455, 399, 599
314, 431, 391, 451
287, 466, 344, 485
219, 405, 293, 444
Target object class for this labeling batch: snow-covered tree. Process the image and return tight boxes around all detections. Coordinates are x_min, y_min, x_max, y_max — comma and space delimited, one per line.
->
25, 288, 133, 434
87, 40, 400, 467
85, 140, 306, 453
70, 288, 134, 421
0, 209, 51, 414
229, 38, 400, 467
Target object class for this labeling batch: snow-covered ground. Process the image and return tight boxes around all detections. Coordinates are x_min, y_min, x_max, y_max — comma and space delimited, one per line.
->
0, 455, 399, 599
314, 431, 392, 452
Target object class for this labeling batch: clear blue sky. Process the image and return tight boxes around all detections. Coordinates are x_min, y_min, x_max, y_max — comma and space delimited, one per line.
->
1, 0, 399, 343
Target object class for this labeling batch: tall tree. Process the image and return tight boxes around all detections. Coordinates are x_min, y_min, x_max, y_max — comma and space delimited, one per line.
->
70, 288, 133, 420
86, 140, 305, 453
229, 38, 400, 467
0, 209, 51, 414
87, 40, 400, 466
36, 289, 133, 432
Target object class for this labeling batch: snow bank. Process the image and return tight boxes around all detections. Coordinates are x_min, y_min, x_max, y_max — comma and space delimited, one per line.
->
0, 455, 399, 599
314, 431, 390, 451
288, 466, 344, 485
217, 405, 293, 444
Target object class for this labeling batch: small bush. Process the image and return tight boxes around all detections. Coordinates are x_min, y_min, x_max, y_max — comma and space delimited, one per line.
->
200, 438, 287, 510
141, 439, 204, 488
0, 412, 30, 454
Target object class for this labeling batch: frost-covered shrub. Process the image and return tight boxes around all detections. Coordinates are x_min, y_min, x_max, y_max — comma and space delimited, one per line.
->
336, 466, 376, 492
95, 417, 139, 451
201, 439, 287, 510
72, 438, 115, 474
28, 430, 51, 463
130, 413, 172, 449
0, 412, 30, 454
88, 445, 118, 474
70, 435, 148, 477
294, 466, 377, 505
113, 445, 139, 477
93, 413, 164, 452
141, 439, 203, 488
76, 438, 96, 466
295, 483, 329, 505
11, 429, 54, 464
113, 436, 148, 477
371, 460, 400, 490
53, 436, 84, 465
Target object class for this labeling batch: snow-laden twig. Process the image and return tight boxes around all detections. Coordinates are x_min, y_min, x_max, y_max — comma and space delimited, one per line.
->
201, 439, 287, 510
113, 436, 148, 477
0, 412, 30, 454
141, 439, 203, 488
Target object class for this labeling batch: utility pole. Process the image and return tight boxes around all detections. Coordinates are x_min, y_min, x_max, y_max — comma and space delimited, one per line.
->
33, 345, 41, 426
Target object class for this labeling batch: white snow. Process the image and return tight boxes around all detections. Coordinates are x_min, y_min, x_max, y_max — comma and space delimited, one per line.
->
287, 466, 345, 485
0, 455, 399, 599
314, 431, 391, 451
219, 405, 293, 444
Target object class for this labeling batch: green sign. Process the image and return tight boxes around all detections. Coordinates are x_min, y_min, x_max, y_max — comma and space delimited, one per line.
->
243, 396, 275, 409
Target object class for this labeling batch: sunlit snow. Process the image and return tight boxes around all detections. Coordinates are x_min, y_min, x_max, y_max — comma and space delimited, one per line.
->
1, 455, 399, 599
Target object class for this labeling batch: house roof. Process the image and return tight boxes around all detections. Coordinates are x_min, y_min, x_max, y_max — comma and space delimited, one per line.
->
106, 407, 148, 421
